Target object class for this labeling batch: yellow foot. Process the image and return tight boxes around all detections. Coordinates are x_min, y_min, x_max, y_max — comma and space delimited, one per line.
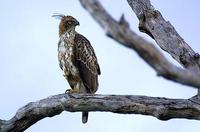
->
65, 87, 80, 94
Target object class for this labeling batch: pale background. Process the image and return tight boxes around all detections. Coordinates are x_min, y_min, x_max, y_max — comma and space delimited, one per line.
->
0, 0, 200, 132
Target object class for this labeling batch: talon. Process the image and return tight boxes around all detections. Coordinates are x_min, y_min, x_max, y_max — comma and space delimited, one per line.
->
65, 89, 72, 93
65, 87, 80, 94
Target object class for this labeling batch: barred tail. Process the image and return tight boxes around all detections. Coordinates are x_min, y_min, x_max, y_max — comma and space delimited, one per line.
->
82, 112, 88, 124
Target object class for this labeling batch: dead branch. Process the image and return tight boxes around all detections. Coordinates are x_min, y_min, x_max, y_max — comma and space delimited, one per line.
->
1, 94, 200, 132
1, 1, 200, 132
79, 0, 200, 89
127, 0, 200, 71
127, 0, 200, 95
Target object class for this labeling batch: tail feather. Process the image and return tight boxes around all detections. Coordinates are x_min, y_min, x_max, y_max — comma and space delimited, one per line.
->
82, 112, 88, 124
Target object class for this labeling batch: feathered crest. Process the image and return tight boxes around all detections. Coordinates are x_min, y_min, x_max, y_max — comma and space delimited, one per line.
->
52, 13, 65, 19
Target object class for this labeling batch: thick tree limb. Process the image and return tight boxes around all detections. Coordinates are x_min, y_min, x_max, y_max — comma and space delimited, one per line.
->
127, 0, 200, 94
2, 1, 200, 131
1, 94, 200, 132
79, 0, 200, 89
127, 0, 200, 71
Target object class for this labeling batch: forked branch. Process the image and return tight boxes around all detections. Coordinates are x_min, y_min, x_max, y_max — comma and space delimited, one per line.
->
79, 0, 200, 89
1, 0, 200, 132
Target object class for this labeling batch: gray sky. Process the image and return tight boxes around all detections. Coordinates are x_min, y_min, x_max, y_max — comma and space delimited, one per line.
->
0, 0, 200, 132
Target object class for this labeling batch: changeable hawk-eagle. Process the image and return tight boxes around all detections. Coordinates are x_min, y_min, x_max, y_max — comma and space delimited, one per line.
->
53, 14, 101, 124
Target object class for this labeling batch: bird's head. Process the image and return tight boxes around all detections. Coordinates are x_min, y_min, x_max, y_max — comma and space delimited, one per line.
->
52, 13, 80, 36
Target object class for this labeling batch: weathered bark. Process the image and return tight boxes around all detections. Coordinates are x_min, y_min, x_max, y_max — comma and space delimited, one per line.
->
1, 0, 200, 131
127, 0, 200, 71
79, 0, 200, 89
127, 0, 200, 95
1, 94, 200, 132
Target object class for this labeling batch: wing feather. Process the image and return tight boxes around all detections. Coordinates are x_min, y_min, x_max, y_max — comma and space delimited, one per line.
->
74, 33, 100, 93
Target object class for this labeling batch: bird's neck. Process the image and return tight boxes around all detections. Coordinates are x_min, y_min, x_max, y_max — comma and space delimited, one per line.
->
67, 27, 76, 35
59, 27, 76, 37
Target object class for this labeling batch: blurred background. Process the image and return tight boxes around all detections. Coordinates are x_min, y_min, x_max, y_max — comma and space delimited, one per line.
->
0, 0, 200, 131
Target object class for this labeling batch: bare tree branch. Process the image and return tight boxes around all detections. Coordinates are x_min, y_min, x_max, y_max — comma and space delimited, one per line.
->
1, 94, 200, 132
127, 0, 200, 95
2, 1, 200, 131
127, 0, 200, 71
79, 0, 200, 89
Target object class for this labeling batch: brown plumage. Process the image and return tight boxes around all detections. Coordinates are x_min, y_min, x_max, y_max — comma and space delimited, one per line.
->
53, 14, 100, 123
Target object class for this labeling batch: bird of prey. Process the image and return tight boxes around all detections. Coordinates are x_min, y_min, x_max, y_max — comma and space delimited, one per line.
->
53, 14, 101, 124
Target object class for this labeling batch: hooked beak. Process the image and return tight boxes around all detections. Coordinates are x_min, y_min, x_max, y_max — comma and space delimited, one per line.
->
75, 20, 80, 26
